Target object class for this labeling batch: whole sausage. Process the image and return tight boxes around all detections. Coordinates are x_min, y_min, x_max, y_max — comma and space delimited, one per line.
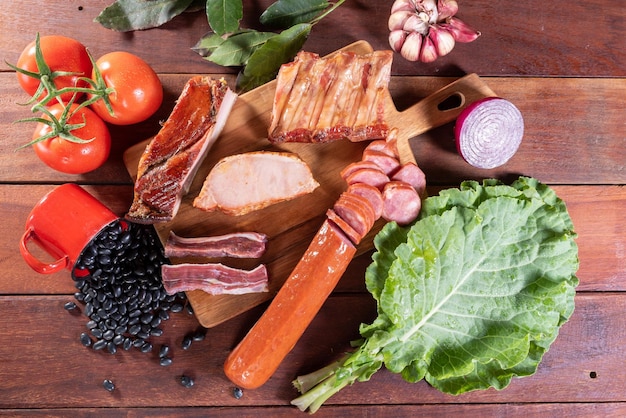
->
223, 220, 357, 389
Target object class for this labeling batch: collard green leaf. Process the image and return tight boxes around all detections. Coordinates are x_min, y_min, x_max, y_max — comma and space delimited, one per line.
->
206, 0, 243, 36
95, 0, 194, 32
260, 0, 330, 28
208, 31, 276, 66
236, 23, 311, 92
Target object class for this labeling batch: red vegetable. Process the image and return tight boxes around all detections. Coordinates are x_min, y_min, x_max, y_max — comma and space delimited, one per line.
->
454, 97, 524, 169
88, 51, 163, 125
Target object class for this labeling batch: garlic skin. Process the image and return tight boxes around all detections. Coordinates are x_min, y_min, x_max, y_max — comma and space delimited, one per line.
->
388, 0, 480, 63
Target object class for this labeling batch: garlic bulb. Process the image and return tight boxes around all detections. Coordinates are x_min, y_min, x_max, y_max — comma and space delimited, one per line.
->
388, 0, 480, 62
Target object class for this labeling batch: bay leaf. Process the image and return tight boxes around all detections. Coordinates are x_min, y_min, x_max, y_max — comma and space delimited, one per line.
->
94, 0, 194, 32
260, 0, 330, 28
206, 0, 243, 36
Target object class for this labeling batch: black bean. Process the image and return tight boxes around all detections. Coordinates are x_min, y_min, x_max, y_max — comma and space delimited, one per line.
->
150, 328, 163, 337
233, 387, 244, 399
103, 330, 115, 341
159, 357, 172, 367
107, 342, 117, 354
122, 337, 132, 351
129, 324, 141, 335
181, 334, 193, 350
80, 333, 92, 347
180, 375, 194, 388
86, 320, 98, 330
170, 303, 184, 313
159, 345, 169, 358
92, 339, 107, 351
103, 379, 115, 392
91, 328, 103, 339
112, 334, 125, 346
140, 313, 153, 325
192, 329, 207, 342
140, 342, 153, 353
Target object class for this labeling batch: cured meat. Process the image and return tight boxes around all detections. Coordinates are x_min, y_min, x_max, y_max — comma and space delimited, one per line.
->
326, 209, 362, 245
268, 50, 393, 143
391, 162, 428, 199
127, 76, 237, 224
164, 231, 268, 259
381, 181, 422, 225
364, 138, 398, 158
362, 149, 401, 176
346, 183, 384, 219
339, 160, 381, 180
344, 167, 390, 191
224, 219, 356, 389
193, 151, 319, 216
333, 192, 376, 239
161, 263, 268, 295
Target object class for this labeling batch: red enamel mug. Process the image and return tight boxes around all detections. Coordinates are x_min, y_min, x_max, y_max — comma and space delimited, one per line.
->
20, 183, 118, 274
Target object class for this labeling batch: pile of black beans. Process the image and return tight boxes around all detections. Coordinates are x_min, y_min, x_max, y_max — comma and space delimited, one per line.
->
70, 219, 187, 355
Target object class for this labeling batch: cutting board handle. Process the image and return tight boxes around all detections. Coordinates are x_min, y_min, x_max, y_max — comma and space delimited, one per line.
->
393, 73, 497, 164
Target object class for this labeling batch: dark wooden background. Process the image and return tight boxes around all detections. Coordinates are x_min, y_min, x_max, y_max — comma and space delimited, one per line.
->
1, 0, 624, 416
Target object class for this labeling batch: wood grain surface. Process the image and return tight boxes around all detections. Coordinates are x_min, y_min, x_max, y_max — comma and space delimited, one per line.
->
0, 0, 624, 415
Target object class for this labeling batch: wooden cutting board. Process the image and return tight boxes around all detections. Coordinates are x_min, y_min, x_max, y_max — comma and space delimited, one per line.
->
123, 40, 496, 328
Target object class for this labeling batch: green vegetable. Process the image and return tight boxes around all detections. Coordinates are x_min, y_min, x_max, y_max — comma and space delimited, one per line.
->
95, 0, 194, 32
292, 177, 579, 413
95, 0, 344, 92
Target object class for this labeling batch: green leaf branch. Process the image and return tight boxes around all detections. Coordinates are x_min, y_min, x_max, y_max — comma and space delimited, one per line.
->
94, 0, 345, 92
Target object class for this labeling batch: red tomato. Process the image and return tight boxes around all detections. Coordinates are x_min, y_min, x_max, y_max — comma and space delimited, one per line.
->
89, 51, 163, 125
32, 103, 111, 174
16, 35, 92, 103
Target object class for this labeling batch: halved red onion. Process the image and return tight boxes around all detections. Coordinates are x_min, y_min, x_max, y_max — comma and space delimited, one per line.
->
454, 97, 524, 169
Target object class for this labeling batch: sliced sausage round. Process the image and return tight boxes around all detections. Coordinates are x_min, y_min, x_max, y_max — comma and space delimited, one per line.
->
391, 162, 427, 199
345, 168, 390, 191
362, 150, 401, 176
364, 139, 398, 158
333, 192, 376, 240
381, 181, 422, 225
340, 160, 381, 181
346, 183, 384, 220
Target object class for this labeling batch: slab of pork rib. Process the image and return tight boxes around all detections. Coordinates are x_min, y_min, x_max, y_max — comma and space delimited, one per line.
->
268, 50, 392, 143
126, 76, 237, 224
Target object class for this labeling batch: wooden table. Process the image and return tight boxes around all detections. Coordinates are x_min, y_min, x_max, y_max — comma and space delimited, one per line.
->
1, 1, 624, 416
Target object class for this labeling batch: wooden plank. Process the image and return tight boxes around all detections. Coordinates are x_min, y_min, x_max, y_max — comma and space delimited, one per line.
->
1, 403, 626, 417
2, 184, 624, 294
1, 1, 623, 77
1, 74, 623, 185
0, 294, 624, 408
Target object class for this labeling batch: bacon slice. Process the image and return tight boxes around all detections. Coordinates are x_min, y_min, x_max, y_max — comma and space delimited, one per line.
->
161, 263, 268, 295
126, 76, 237, 224
193, 151, 319, 216
268, 50, 393, 143
164, 231, 268, 259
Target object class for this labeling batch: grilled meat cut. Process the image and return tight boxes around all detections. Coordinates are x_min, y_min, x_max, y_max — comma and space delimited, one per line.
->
161, 263, 268, 295
193, 151, 319, 216
164, 231, 268, 259
126, 76, 237, 224
268, 50, 393, 143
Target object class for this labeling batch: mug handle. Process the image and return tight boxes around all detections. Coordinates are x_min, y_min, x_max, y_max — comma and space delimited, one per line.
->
19, 228, 69, 274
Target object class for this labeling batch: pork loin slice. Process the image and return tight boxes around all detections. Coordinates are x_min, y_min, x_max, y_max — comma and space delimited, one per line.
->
164, 231, 268, 259
126, 76, 237, 224
268, 50, 393, 143
193, 151, 319, 216
161, 263, 268, 295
